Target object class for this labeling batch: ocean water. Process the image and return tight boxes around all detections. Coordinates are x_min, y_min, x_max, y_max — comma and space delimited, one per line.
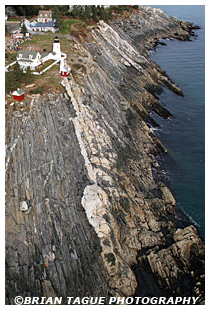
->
149, 5, 205, 238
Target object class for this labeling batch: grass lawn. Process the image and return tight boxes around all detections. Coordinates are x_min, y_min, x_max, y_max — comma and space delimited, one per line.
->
7, 18, 22, 22
30, 63, 62, 93
5, 53, 17, 64
60, 19, 86, 34
32, 59, 55, 73
19, 34, 74, 54
21, 33, 55, 48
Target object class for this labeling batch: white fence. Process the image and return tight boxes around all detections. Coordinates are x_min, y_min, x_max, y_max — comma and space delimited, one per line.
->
5, 60, 17, 72
5, 54, 67, 75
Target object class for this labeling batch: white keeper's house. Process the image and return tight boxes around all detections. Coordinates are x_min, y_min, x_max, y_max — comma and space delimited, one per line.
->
37, 10, 53, 23
17, 51, 41, 70
30, 21, 56, 33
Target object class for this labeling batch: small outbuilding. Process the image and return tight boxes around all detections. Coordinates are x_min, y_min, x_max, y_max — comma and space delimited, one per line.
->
12, 88, 25, 101
60, 59, 71, 77
12, 33, 24, 39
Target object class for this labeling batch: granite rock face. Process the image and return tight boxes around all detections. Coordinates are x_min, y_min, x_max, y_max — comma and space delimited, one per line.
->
5, 7, 204, 304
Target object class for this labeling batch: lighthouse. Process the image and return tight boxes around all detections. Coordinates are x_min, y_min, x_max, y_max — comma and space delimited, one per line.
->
53, 36, 61, 59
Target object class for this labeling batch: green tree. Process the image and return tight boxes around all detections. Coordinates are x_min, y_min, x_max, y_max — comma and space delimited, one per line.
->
22, 5, 40, 17
24, 67, 34, 84
58, 5, 68, 15
98, 7, 107, 20
20, 22, 27, 34
52, 6, 63, 30
5, 67, 19, 93
83, 5, 90, 19
13, 62, 23, 83
92, 6, 99, 22
71, 6, 78, 19
71, 5, 84, 19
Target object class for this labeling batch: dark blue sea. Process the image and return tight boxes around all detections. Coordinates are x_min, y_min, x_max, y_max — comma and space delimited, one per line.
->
149, 5, 205, 238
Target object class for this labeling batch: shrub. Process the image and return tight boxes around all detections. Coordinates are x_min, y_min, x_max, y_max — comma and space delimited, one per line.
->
32, 86, 43, 94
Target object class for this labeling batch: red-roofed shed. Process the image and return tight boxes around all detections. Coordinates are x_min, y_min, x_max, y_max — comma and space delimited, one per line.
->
12, 88, 25, 101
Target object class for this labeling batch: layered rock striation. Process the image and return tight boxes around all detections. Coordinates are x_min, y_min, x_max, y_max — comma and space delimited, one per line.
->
5, 6, 204, 304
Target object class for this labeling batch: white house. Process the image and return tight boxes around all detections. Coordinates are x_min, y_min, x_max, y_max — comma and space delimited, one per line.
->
29, 21, 56, 33
17, 51, 41, 70
19, 19, 31, 33
37, 10, 53, 23
12, 33, 24, 39
40, 52, 51, 63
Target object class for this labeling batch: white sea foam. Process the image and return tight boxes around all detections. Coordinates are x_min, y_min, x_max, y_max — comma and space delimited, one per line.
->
176, 202, 200, 228
150, 126, 161, 134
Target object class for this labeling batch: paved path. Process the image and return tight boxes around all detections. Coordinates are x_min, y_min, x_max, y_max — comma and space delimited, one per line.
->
5, 21, 19, 33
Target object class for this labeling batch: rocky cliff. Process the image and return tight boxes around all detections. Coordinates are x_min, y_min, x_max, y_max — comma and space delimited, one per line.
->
5, 6, 204, 304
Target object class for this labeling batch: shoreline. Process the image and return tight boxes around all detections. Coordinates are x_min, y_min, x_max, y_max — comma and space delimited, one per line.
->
148, 16, 204, 240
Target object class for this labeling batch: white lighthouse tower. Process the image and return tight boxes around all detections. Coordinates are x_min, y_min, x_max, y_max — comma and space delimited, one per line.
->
53, 36, 61, 59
